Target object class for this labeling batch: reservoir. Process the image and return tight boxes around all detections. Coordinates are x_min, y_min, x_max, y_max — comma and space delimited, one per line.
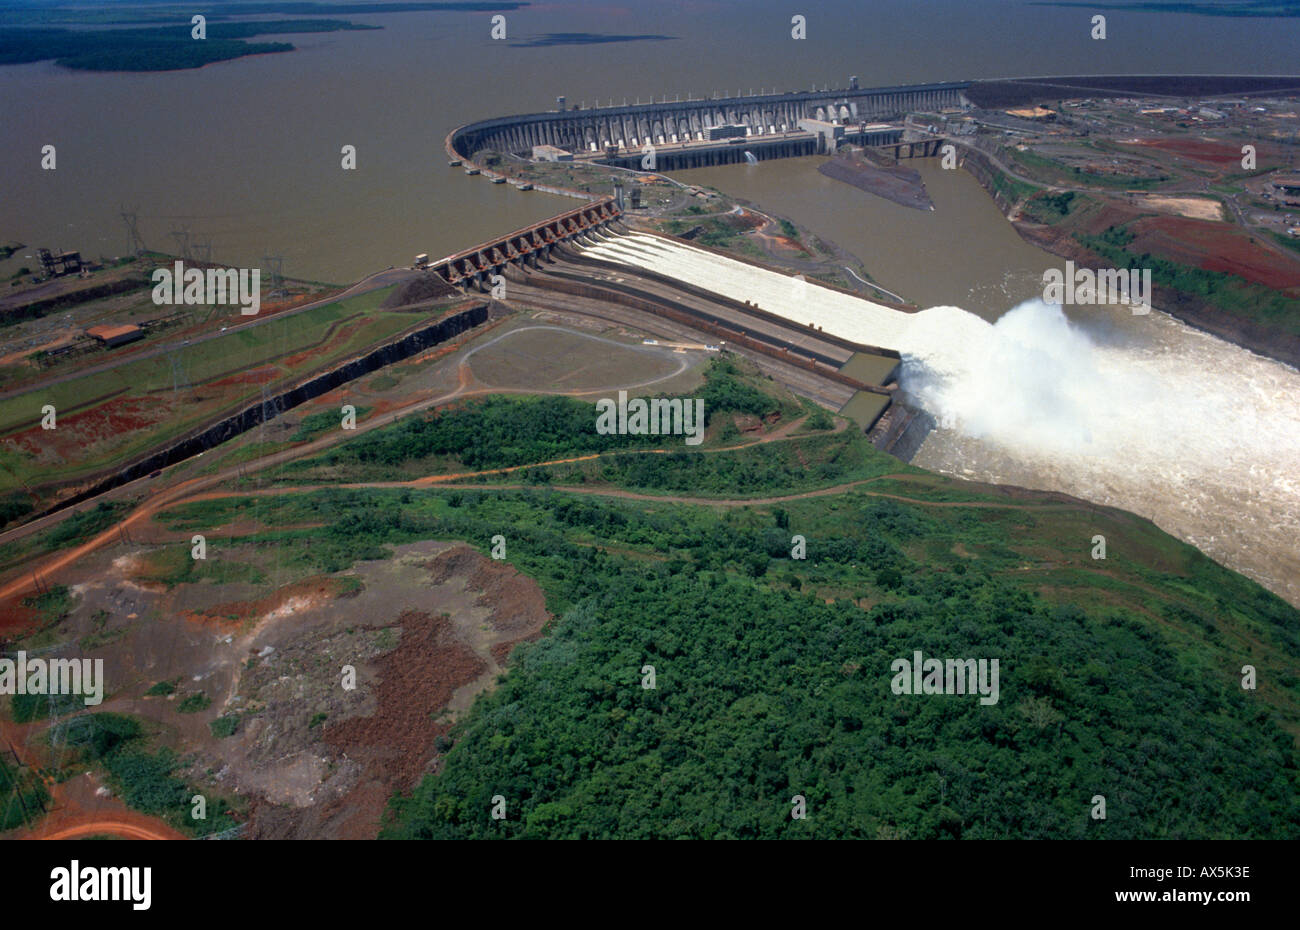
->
3, 0, 1299, 283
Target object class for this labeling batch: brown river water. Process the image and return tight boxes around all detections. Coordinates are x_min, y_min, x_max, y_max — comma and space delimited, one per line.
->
3, 0, 1298, 283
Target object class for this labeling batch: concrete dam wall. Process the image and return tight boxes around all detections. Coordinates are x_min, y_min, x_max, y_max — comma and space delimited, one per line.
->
446, 82, 970, 161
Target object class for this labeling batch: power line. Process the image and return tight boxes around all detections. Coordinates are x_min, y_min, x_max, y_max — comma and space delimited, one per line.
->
261, 253, 284, 291
119, 205, 146, 256
169, 225, 194, 263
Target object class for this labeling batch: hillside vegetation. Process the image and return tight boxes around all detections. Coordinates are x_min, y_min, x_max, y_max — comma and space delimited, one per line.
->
142, 361, 1300, 839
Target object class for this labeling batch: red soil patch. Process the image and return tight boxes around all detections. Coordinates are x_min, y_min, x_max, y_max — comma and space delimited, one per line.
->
319, 609, 486, 836
8, 396, 174, 460
1031, 197, 1300, 291
771, 235, 811, 254
1129, 214, 1300, 290
0, 714, 187, 841
424, 545, 550, 639
288, 546, 550, 837
0, 601, 45, 637
260, 292, 334, 317
19, 781, 189, 841
208, 365, 280, 389
282, 316, 372, 369
1127, 137, 1242, 166
181, 575, 344, 629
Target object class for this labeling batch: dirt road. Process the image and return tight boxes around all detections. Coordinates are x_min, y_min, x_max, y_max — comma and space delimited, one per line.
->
28, 818, 185, 842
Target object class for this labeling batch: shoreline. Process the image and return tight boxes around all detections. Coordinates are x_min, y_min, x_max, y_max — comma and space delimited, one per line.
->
1013, 219, 1300, 372
955, 149, 1300, 372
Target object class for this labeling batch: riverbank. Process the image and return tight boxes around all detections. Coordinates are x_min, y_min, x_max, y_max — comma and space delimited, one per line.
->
959, 147, 1300, 371
1018, 219, 1300, 370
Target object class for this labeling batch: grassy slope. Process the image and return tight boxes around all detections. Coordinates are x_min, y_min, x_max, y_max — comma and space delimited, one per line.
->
1009, 154, 1300, 348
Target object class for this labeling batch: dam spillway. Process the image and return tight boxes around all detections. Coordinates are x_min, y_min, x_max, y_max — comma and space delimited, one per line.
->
574, 230, 916, 435
581, 228, 1300, 605
580, 232, 915, 351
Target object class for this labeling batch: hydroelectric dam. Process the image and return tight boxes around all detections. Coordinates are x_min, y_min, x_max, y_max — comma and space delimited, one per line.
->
426, 203, 921, 447
425, 76, 1300, 608
446, 80, 969, 170
429, 80, 976, 449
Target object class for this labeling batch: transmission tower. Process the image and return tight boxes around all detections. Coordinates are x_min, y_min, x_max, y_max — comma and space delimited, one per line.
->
169, 348, 190, 395
169, 225, 194, 263
119, 206, 146, 256
261, 253, 284, 291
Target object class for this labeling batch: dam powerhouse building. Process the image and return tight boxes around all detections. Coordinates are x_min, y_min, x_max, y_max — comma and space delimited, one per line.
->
447, 80, 970, 170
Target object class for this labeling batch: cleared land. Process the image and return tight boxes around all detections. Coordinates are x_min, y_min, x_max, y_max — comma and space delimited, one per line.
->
0, 285, 458, 496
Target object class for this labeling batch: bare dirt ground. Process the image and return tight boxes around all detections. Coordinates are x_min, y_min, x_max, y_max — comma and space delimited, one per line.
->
1022, 196, 1300, 292
464, 323, 684, 393
9, 395, 177, 465
239, 542, 550, 839
1125, 137, 1245, 166
1128, 214, 1300, 290
1135, 195, 1225, 222
2, 534, 550, 841
14, 773, 187, 841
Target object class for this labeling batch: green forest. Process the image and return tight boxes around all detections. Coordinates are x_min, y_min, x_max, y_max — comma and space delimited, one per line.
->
146, 361, 1300, 839
44, 713, 242, 837
270, 357, 802, 486
0, 20, 377, 71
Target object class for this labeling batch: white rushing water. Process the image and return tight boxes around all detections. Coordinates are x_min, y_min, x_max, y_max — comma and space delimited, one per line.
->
581, 233, 1300, 605
583, 233, 911, 344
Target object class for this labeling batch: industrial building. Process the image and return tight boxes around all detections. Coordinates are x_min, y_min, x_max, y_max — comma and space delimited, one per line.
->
532, 144, 573, 162
86, 323, 143, 348
704, 123, 749, 141
36, 248, 82, 277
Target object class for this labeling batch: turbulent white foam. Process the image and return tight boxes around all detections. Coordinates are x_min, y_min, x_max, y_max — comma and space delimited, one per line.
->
583, 234, 1300, 605
903, 298, 1300, 606
900, 300, 1160, 456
